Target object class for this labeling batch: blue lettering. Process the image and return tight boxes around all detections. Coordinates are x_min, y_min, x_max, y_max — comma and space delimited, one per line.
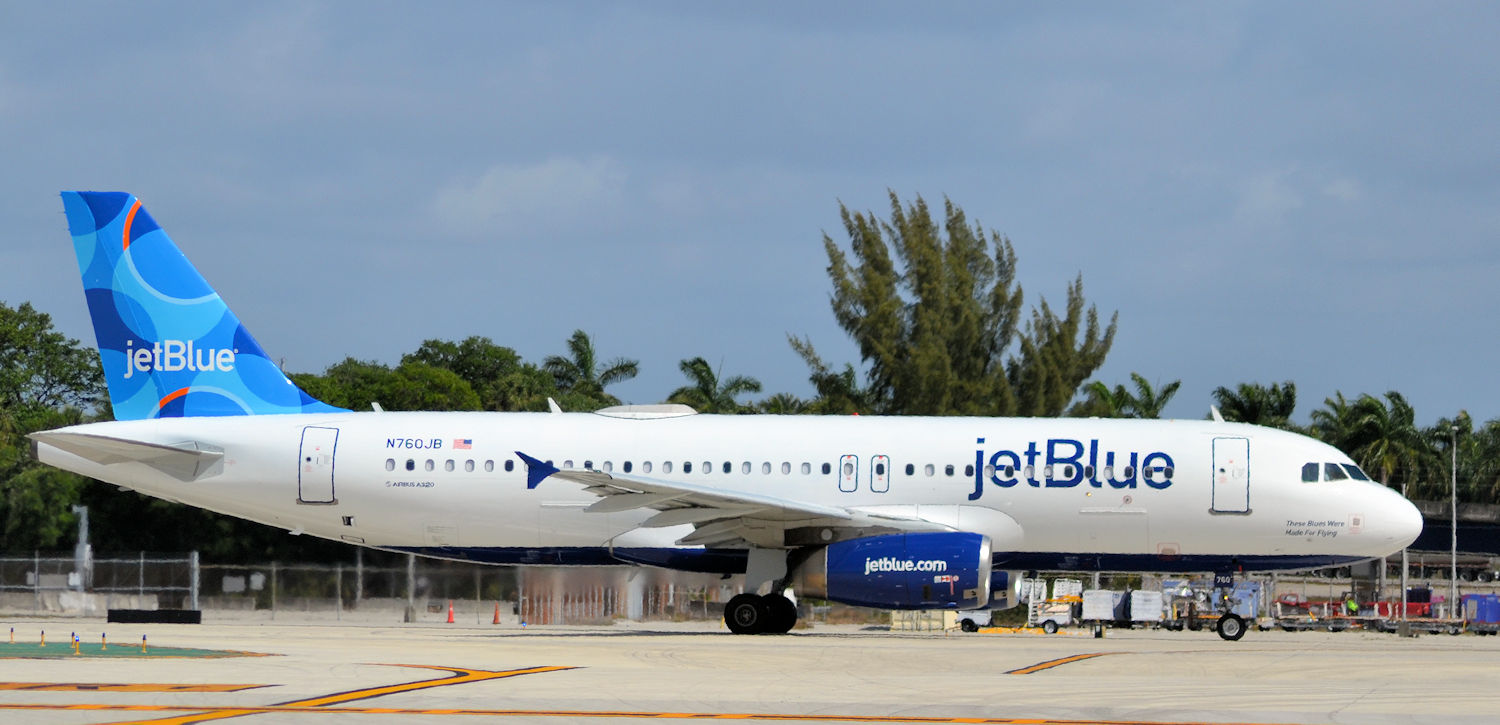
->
1105, 450, 1138, 489
1142, 451, 1175, 490
1045, 439, 1084, 488
988, 450, 1020, 488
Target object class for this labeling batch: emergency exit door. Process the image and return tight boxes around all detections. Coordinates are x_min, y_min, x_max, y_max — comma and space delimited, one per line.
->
298, 426, 339, 504
1211, 436, 1249, 514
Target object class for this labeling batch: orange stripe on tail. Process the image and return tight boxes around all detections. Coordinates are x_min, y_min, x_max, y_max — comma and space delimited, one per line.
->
122, 199, 142, 250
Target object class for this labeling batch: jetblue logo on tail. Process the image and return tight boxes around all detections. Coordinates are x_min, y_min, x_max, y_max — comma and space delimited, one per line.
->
123, 340, 237, 379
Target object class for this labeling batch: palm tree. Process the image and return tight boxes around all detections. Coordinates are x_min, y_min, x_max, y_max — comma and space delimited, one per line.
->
1348, 391, 1437, 496
543, 330, 639, 405
668, 357, 762, 414
1212, 381, 1297, 429
1070, 373, 1180, 418
758, 393, 809, 415
1311, 392, 1360, 451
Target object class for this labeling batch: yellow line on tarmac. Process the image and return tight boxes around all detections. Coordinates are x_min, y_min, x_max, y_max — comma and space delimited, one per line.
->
102, 664, 575, 725
0, 703, 1306, 724
0, 683, 266, 693
1004, 653, 1117, 675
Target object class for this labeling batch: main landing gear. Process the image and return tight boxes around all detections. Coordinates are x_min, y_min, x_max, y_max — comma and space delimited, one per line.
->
725, 592, 798, 635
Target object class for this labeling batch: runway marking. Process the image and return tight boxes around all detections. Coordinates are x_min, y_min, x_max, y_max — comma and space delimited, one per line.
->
0, 702, 1305, 724
99, 664, 575, 725
1004, 652, 1117, 674
0, 683, 267, 693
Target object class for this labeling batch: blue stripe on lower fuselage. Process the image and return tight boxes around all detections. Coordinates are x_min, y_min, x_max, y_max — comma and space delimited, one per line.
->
385, 546, 1370, 576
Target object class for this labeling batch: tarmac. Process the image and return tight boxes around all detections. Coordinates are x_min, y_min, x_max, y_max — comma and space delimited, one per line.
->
0, 616, 1497, 724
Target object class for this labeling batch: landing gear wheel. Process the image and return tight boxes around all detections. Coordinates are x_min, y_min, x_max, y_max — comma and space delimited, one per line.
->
725, 593, 767, 635
763, 593, 798, 634
959, 618, 979, 633
1042, 620, 1059, 635
1215, 613, 1246, 641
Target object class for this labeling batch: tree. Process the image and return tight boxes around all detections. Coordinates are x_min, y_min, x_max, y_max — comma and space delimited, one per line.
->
1070, 373, 1181, 418
758, 393, 810, 415
798, 192, 1115, 416
543, 330, 639, 408
404, 337, 557, 412
1312, 390, 1436, 496
291, 358, 480, 412
1212, 381, 1298, 429
668, 357, 762, 414
788, 336, 874, 415
0, 302, 106, 550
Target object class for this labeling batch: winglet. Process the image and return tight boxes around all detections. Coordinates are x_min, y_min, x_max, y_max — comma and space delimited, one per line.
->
516, 451, 559, 489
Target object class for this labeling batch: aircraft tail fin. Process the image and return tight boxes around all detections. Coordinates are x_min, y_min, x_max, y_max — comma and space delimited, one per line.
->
60, 191, 347, 419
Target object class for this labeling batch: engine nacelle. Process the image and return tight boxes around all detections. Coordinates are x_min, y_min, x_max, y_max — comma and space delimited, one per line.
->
795, 532, 991, 610
987, 569, 1024, 610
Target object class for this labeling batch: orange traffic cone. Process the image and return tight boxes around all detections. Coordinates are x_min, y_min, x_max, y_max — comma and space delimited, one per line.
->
446, 601, 455, 624
492, 602, 501, 625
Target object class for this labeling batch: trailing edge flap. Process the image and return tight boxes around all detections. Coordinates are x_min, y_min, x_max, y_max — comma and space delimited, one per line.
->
30, 431, 224, 482
516, 450, 952, 548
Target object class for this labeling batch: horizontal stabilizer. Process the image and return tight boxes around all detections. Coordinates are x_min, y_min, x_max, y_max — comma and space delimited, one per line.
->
30, 431, 223, 482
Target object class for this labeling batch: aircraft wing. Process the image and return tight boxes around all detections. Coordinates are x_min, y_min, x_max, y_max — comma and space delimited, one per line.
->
515, 451, 953, 548
30, 430, 224, 482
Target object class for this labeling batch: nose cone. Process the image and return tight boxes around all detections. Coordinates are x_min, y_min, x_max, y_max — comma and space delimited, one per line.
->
1376, 487, 1424, 552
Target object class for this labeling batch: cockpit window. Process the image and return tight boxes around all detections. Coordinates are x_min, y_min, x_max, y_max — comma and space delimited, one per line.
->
1301, 462, 1319, 482
1342, 464, 1371, 481
1324, 462, 1349, 481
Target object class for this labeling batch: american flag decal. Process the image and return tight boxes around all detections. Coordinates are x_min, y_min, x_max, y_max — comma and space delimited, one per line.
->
453, 438, 472, 449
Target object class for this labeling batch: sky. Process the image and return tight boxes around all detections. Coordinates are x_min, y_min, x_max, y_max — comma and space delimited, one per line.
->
2, 2, 1496, 425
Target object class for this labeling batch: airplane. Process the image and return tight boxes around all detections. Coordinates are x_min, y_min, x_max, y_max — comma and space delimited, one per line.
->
31, 191, 1423, 641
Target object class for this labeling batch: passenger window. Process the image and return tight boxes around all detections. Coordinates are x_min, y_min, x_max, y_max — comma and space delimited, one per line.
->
843, 462, 854, 476
1060, 464, 1072, 478
585, 460, 594, 470
641, 461, 650, 474
501, 460, 511, 472
623, 461, 632, 473
660, 461, 670, 474
723, 461, 732, 474
444, 460, 455, 472
781, 462, 790, 475
1083, 465, 1094, 478
1024, 465, 1034, 479
385, 459, 395, 471
905, 463, 915, 476
683, 462, 692, 474
1003, 465, 1015, 477
762, 462, 771, 475
944, 464, 954, 477
1342, 464, 1371, 481
1163, 467, 1174, 479
1043, 465, 1053, 479
822, 462, 832, 475
464, 460, 474, 472
704, 462, 712, 474
1102, 465, 1112, 479
405, 459, 415, 471
564, 460, 574, 469
801, 462, 811, 475
1302, 462, 1319, 482
741, 461, 751, 474
984, 464, 994, 478
1325, 462, 1348, 481
924, 464, 935, 477
602, 461, 613, 473
964, 464, 973, 477
877, 463, 887, 476
424, 459, 434, 472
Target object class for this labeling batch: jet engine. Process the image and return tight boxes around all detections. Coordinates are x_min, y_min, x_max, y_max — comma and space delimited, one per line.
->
795, 532, 991, 609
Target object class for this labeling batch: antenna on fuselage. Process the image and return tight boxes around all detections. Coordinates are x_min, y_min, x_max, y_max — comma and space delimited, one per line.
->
548, 398, 563, 415
1209, 405, 1225, 423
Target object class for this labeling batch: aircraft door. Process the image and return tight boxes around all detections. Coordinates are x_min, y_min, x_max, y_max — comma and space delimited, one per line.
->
839, 455, 858, 493
1210, 436, 1249, 514
870, 455, 890, 493
298, 426, 339, 504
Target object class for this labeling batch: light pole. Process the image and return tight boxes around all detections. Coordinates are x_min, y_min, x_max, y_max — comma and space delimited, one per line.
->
1450, 425, 1458, 617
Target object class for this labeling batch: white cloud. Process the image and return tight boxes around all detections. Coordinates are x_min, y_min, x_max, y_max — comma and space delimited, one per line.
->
428, 156, 627, 237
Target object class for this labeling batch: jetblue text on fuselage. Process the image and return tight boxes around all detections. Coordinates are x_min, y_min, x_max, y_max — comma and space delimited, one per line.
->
122, 339, 237, 379
970, 437, 1176, 500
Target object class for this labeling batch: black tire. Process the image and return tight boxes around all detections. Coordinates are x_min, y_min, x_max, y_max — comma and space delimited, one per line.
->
1216, 613, 1246, 641
725, 593, 767, 635
763, 593, 798, 634
1042, 620, 1059, 635
1448, 626, 1461, 636
959, 618, 978, 633
1187, 618, 1203, 632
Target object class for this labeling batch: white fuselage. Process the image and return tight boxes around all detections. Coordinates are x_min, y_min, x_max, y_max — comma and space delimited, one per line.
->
35, 411, 1422, 574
